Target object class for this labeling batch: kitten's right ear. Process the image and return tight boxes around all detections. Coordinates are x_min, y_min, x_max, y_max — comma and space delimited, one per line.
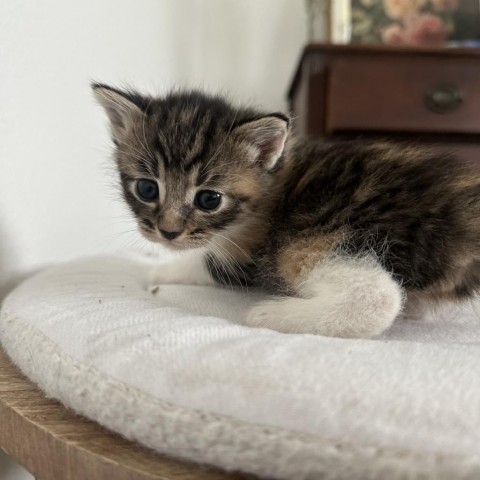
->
92, 83, 149, 144
233, 114, 290, 171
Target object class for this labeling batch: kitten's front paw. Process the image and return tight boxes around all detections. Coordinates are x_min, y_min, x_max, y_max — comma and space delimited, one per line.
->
149, 264, 178, 286
148, 260, 215, 290
246, 289, 401, 338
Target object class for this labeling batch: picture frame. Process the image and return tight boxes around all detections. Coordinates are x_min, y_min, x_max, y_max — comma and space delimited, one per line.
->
350, 0, 480, 47
305, 0, 352, 43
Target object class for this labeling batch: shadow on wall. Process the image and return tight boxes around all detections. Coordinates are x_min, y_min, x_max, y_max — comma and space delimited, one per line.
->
0, 222, 37, 302
0, 450, 34, 480
0, 221, 17, 301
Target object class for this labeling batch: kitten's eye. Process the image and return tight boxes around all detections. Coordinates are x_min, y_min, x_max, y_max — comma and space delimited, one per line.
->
195, 190, 222, 211
136, 179, 159, 201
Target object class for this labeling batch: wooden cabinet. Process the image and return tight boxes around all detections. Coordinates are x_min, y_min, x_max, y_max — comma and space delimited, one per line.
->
288, 44, 480, 163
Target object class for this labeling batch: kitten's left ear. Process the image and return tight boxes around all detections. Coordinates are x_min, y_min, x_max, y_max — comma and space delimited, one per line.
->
92, 83, 149, 144
234, 114, 290, 171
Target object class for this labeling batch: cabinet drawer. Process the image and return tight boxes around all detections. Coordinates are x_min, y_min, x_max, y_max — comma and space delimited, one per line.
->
326, 55, 480, 135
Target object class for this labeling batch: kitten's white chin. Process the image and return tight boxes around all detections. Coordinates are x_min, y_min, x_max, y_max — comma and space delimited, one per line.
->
152, 238, 205, 251
139, 229, 207, 251
162, 241, 195, 251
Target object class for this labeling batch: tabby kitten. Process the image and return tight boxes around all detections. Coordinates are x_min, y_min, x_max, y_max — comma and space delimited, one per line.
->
93, 84, 480, 338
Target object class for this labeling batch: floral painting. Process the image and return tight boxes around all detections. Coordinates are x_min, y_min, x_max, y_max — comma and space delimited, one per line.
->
351, 0, 480, 46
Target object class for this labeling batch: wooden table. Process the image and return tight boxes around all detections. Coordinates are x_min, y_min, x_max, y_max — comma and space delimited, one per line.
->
288, 44, 480, 164
0, 347, 248, 480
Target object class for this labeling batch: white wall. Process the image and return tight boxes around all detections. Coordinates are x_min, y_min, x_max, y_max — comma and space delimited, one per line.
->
0, 0, 306, 285
0, 1, 306, 475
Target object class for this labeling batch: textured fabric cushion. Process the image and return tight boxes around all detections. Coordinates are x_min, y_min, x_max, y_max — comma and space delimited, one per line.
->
1, 256, 480, 480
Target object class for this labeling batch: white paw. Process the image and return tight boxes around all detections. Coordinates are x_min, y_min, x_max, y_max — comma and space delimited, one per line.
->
246, 297, 340, 336
245, 285, 402, 338
148, 258, 215, 291
149, 264, 181, 285
246, 300, 300, 334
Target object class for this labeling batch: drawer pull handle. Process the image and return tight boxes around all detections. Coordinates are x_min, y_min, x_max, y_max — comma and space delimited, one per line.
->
425, 85, 463, 114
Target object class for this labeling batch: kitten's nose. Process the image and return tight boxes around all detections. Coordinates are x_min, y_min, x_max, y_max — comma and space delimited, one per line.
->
160, 229, 182, 241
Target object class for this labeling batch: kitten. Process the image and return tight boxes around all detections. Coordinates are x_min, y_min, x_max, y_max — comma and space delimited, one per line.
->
93, 84, 480, 338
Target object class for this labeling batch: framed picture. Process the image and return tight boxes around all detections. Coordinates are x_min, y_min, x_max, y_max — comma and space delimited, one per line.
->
331, 0, 353, 43
305, 0, 352, 43
350, 0, 480, 47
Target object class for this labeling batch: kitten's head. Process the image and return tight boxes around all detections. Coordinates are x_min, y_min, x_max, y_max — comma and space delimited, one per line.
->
93, 84, 290, 250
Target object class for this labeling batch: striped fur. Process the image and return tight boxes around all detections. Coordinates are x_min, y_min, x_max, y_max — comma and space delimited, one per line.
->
94, 85, 480, 311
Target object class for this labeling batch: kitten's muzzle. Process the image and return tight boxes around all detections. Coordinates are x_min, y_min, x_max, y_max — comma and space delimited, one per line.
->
160, 229, 182, 241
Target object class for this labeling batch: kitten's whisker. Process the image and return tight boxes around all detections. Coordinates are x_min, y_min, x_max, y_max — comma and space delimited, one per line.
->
208, 245, 239, 290
220, 249, 251, 292
118, 145, 157, 177
212, 232, 255, 264
208, 241, 249, 293
96, 230, 144, 253
117, 139, 150, 160
206, 244, 234, 291
101, 228, 140, 241
211, 244, 254, 288
209, 242, 246, 291
117, 148, 149, 164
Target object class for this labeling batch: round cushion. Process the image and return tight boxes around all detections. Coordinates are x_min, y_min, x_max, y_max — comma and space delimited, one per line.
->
1, 256, 480, 480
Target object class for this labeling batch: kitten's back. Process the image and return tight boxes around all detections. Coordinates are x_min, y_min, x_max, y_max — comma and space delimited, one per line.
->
272, 140, 480, 299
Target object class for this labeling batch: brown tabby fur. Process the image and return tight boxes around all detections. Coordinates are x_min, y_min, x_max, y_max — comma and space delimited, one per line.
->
93, 84, 480, 306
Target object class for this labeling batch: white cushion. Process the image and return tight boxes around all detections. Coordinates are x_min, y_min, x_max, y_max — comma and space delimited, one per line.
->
1, 256, 480, 479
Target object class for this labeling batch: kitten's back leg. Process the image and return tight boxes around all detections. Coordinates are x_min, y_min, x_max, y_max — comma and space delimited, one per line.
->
247, 255, 404, 338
